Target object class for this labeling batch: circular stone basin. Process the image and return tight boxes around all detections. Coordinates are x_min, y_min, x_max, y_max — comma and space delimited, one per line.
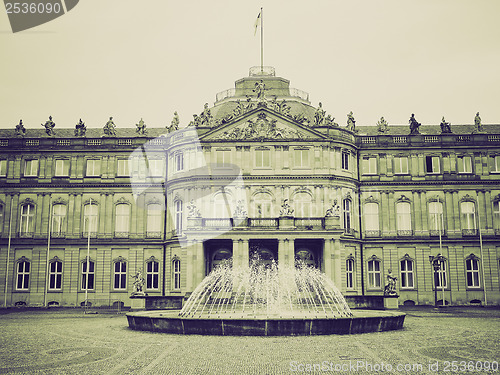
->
126, 310, 406, 336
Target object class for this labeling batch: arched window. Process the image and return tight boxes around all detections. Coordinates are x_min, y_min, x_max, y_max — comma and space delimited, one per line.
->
52, 204, 66, 236
113, 259, 127, 290
466, 255, 480, 288
48, 259, 63, 291
172, 258, 181, 290
81, 259, 95, 290
146, 203, 162, 237
396, 201, 412, 235
364, 202, 379, 236
20, 203, 35, 237
175, 200, 183, 234
400, 257, 414, 289
146, 259, 160, 290
294, 193, 312, 217
253, 193, 273, 218
367, 258, 381, 289
115, 204, 130, 237
429, 201, 444, 235
346, 257, 355, 289
211, 249, 232, 270
460, 201, 476, 235
295, 248, 316, 268
83, 203, 98, 235
16, 258, 30, 290
343, 199, 351, 232
214, 193, 231, 218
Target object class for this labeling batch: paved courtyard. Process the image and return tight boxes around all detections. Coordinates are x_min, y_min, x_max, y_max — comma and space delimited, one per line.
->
0, 307, 499, 374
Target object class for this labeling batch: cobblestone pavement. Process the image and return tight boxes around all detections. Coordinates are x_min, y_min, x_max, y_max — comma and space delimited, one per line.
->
0, 307, 499, 375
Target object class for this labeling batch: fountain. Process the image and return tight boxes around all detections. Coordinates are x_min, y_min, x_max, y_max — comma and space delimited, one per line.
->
127, 256, 405, 335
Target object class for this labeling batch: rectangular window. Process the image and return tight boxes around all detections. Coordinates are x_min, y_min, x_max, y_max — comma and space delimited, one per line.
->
52, 204, 66, 235
24, 159, 38, 177
81, 260, 95, 290
494, 156, 500, 173
0, 159, 7, 176
49, 261, 62, 291
346, 259, 354, 289
147, 204, 162, 234
113, 261, 127, 290
174, 153, 184, 172
255, 149, 271, 168
83, 204, 98, 234
362, 157, 377, 175
426, 156, 440, 174
146, 261, 159, 290
341, 151, 349, 170
116, 159, 130, 176
394, 157, 408, 174
172, 260, 181, 290
20, 204, 35, 236
294, 149, 309, 168
148, 159, 164, 177
54, 159, 70, 176
434, 261, 447, 289
175, 200, 183, 234
494, 201, 500, 234
16, 261, 30, 290
400, 259, 414, 288
457, 156, 472, 174
216, 150, 230, 167
86, 159, 100, 177
466, 259, 480, 288
367, 260, 381, 288
115, 204, 130, 235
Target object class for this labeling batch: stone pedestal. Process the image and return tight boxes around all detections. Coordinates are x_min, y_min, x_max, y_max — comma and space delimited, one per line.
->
324, 216, 340, 230
129, 294, 147, 311
279, 216, 295, 229
187, 217, 203, 229
383, 295, 399, 310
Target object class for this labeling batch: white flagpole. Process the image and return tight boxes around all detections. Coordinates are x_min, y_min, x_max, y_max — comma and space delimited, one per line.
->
439, 210, 445, 306
85, 197, 92, 309
44, 196, 53, 307
260, 7, 264, 72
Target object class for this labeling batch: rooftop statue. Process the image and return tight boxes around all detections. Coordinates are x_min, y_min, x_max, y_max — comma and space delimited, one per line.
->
15, 119, 26, 137
103, 117, 117, 136
346, 111, 356, 131
377, 117, 388, 133
168, 111, 179, 133
200, 103, 213, 127
409, 113, 421, 135
440, 117, 452, 134
474, 112, 484, 133
41, 116, 56, 136
136, 118, 147, 135
324, 114, 338, 127
314, 102, 326, 126
253, 79, 266, 100
74, 118, 86, 137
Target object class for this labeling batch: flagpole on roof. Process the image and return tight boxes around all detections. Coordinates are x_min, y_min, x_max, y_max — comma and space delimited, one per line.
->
260, 7, 264, 72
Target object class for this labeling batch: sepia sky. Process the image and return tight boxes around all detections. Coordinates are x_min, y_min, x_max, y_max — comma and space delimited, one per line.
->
0, 0, 499, 131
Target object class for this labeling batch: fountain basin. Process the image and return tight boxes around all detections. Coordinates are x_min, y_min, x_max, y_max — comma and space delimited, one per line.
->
126, 310, 405, 336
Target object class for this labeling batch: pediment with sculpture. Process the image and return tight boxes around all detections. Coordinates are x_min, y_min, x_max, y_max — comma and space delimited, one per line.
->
201, 110, 328, 141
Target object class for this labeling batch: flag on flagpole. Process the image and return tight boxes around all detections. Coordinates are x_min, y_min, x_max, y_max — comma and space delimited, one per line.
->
254, 12, 261, 36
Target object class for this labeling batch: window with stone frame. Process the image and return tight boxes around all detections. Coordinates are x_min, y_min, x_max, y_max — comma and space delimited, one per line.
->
425, 155, 440, 174
457, 155, 473, 174
146, 258, 160, 290
393, 156, 408, 174
175, 200, 183, 234
85, 159, 100, 177
116, 158, 130, 176
146, 203, 162, 237
19, 202, 35, 236
341, 150, 349, 170
428, 201, 444, 235
294, 192, 313, 217
396, 200, 412, 235
172, 258, 181, 290
367, 257, 381, 289
346, 257, 355, 289
400, 256, 414, 289
255, 148, 271, 168
460, 200, 476, 235
362, 157, 377, 175
24, 159, 38, 177
493, 155, 500, 173
294, 148, 310, 168
494, 200, 500, 235
113, 258, 127, 290
174, 152, 184, 172
83, 203, 98, 235
363, 202, 379, 236
465, 255, 480, 288
343, 198, 352, 233
434, 258, 447, 289
216, 149, 231, 167
16, 257, 30, 290
0, 159, 8, 176
54, 159, 70, 177
114, 203, 130, 237
48, 258, 63, 291
51, 204, 66, 236
81, 259, 95, 290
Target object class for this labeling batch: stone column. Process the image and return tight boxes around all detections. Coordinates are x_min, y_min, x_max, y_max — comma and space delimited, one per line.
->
333, 237, 342, 289
381, 190, 390, 236
413, 190, 422, 236
241, 239, 249, 268
388, 191, 396, 236
286, 238, 294, 267
106, 193, 114, 238
41, 193, 50, 236
99, 193, 106, 238
485, 190, 493, 234
186, 241, 194, 291
421, 190, 429, 234
278, 238, 286, 266
452, 190, 460, 235
67, 194, 75, 238
35, 193, 44, 238
74, 193, 82, 236
477, 190, 486, 233
194, 240, 204, 287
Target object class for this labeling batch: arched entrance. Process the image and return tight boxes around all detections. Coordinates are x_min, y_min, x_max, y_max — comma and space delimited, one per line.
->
249, 239, 278, 268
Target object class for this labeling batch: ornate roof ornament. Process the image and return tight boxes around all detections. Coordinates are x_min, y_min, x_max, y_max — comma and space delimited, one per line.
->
346, 112, 356, 131
187, 200, 201, 218
440, 117, 452, 134
409, 113, 421, 135
41, 116, 56, 136
136, 118, 147, 136
253, 80, 266, 100
377, 117, 388, 133
15, 119, 26, 137
103, 117, 117, 137
473, 112, 484, 133
167, 112, 179, 133
74, 119, 86, 137
314, 102, 326, 126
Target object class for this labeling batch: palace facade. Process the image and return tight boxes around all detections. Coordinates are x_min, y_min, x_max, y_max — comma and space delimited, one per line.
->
1, 67, 499, 308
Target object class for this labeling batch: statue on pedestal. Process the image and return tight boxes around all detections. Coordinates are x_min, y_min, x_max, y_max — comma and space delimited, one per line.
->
136, 118, 147, 135
168, 112, 179, 133
314, 102, 326, 126
41, 116, 56, 136
347, 111, 356, 131
75, 119, 87, 137
377, 117, 388, 133
253, 80, 266, 100
409, 113, 421, 134
474, 112, 483, 132
384, 269, 398, 296
325, 199, 340, 217
131, 270, 145, 296
279, 199, 294, 217
103, 117, 117, 136
15, 119, 26, 137
440, 117, 452, 134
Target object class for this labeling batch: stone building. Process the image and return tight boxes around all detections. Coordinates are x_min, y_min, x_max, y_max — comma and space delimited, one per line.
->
1, 67, 499, 308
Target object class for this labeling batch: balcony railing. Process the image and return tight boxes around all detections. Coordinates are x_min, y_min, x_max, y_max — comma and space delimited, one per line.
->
202, 218, 233, 228
18, 232, 34, 238
114, 232, 129, 238
495, 229, 500, 236
462, 229, 478, 236
51, 232, 66, 238
429, 230, 446, 237
146, 231, 162, 238
344, 228, 355, 235
364, 230, 381, 237
397, 230, 413, 237
248, 218, 278, 228
295, 218, 324, 229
